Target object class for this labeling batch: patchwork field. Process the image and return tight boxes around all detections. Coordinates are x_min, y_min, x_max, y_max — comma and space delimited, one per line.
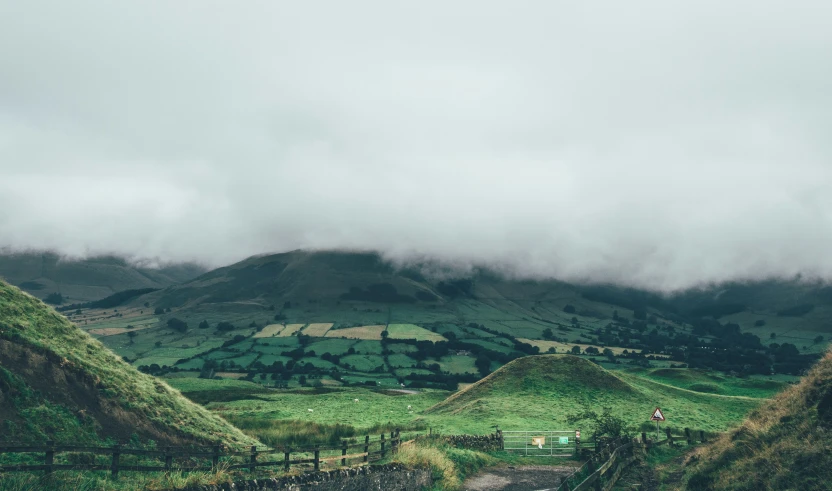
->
387, 323, 447, 342
325, 325, 386, 340
301, 322, 334, 337
278, 323, 306, 337
253, 323, 285, 338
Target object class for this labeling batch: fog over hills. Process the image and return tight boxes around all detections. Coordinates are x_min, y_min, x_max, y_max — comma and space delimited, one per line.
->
2, 1, 832, 291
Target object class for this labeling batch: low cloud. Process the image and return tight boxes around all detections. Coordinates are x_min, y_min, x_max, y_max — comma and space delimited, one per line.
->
1, 1, 831, 291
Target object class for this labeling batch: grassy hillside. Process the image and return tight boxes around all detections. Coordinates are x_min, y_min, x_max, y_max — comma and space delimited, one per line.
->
0, 251, 205, 303
67, 250, 828, 389
0, 280, 253, 446
426, 355, 766, 433
681, 347, 832, 490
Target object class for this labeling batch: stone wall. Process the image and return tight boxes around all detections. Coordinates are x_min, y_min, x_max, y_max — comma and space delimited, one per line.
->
442, 434, 503, 452
176, 463, 431, 491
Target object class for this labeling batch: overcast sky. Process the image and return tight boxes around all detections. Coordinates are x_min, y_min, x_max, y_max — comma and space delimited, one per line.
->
1, 1, 831, 291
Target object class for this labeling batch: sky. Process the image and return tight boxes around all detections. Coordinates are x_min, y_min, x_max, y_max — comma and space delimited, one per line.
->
1, 1, 831, 291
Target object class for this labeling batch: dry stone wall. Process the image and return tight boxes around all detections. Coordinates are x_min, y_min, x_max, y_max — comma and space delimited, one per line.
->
175, 463, 431, 491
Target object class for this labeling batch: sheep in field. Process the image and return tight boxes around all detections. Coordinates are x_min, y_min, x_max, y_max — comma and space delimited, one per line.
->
354, 398, 359, 402
308, 409, 314, 412
407, 405, 412, 411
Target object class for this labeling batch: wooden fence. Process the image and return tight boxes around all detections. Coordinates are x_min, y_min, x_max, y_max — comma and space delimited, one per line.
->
0, 430, 402, 477
557, 427, 708, 491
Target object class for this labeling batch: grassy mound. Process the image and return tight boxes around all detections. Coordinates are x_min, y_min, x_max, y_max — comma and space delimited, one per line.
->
682, 348, 832, 490
0, 280, 254, 446
429, 355, 633, 414
426, 355, 764, 433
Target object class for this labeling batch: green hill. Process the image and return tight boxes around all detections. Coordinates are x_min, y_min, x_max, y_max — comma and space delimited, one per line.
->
681, 347, 832, 490
69, 250, 829, 389
0, 251, 205, 303
0, 280, 253, 446
426, 355, 765, 433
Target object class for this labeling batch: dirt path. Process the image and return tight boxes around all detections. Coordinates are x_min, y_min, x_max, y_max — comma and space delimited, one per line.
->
463, 465, 575, 491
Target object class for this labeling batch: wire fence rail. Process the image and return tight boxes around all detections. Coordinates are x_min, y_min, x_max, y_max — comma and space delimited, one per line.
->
0, 430, 403, 477
557, 427, 709, 491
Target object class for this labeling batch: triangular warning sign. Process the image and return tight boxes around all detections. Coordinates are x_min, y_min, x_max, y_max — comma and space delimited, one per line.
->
651, 407, 665, 421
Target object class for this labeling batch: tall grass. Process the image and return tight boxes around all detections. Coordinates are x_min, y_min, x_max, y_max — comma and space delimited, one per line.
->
393, 439, 495, 491
0, 466, 236, 491
225, 416, 427, 448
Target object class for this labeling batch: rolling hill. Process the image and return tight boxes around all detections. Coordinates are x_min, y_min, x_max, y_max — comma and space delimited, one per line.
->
680, 346, 832, 490
425, 355, 766, 433
60, 250, 830, 389
0, 251, 206, 304
0, 279, 253, 446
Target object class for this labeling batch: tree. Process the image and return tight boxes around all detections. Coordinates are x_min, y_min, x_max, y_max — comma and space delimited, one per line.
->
298, 375, 307, 386
603, 348, 615, 360
815, 335, 824, 344
45, 292, 63, 305
542, 328, 554, 340
563, 305, 576, 314
475, 355, 491, 377
570, 345, 581, 355
770, 332, 776, 339
154, 307, 164, 315
566, 407, 631, 439
216, 321, 235, 332
755, 320, 766, 327
199, 320, 210, 329
166, 318, 188, 332
127, 331, 137, 344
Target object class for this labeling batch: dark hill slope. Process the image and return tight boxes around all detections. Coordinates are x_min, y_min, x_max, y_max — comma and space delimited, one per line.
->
0, 251, 205, 303
682, 347, 832, 490
146, 250, 442, 309
0, 280, 253, 446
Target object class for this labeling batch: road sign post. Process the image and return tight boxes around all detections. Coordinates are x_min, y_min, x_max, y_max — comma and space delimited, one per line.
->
650, 407, 666, 440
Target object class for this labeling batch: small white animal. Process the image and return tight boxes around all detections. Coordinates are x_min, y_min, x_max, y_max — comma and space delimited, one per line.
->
400, 383, 405, 387
308, 409, 313, 412
407, 405, 412, 410
354, 399, 359, 402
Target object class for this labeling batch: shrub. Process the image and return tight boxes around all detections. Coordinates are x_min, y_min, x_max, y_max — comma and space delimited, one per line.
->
166, 318, 188, 332
216, 321, 235, 332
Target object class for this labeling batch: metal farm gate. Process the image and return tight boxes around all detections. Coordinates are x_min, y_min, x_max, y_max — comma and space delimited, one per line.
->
501, 430, 582, 457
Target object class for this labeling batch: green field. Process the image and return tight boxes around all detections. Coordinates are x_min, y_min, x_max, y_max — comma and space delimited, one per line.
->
165, 353, 783, 440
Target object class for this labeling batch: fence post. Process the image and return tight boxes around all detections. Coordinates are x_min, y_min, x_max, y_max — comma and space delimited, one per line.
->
699, 430, 706, 443
212, 445, 220, 468
111, 444, 121, 478
284, 448, 291, 472
249, 445, 257, 473
665, 428, 673, 446
44, 440, 55, 476
364, 436, 370, 463
392, 430, 398, 455
314, 445, 320, 471
381, 433, 386, 458
164, 447, 172, 472
575, 428, 580, 456
342, 440, 348, 466
685, 428, 692, 445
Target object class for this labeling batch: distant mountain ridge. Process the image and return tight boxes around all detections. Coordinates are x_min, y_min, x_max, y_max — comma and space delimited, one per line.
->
0, 251, 206, 303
